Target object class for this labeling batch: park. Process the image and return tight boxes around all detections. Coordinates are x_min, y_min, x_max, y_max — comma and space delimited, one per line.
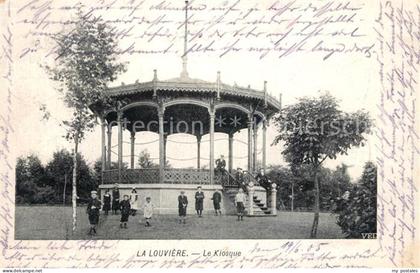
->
14, 3, 377, 241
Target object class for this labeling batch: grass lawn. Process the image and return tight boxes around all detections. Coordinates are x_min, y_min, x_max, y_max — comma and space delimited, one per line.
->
15, 206, 345, 240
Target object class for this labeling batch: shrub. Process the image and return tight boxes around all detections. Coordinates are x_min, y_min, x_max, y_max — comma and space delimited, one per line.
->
332, 162, 377, 238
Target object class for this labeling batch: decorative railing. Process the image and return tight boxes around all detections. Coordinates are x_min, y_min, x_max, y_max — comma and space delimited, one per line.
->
243, 170, 260, 186
163, 168, 210, 184
102, 168, 159, 184
102, 168, 221, 185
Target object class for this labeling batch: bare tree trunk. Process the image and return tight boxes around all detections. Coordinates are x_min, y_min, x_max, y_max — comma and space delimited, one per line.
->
63, 173, 67, 205
310, 167, 320, 238
72, 136, 79, 232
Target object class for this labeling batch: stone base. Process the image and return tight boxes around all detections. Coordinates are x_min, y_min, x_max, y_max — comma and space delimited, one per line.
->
99, 184, 226, 215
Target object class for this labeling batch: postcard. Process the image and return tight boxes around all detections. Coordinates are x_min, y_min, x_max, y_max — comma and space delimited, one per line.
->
0, 0, 418, 269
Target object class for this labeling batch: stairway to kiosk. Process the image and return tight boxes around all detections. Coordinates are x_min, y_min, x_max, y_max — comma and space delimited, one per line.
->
220, 171, 273, 216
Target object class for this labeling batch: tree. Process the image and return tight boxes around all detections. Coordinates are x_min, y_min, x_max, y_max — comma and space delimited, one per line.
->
272, 93, 372, 238
46, 149, 95, 204
46, 11, 125, 231
138, 149, 157, 168
16, 155, 47, 204
332, 162, 377, 238
137, 149, 171, 168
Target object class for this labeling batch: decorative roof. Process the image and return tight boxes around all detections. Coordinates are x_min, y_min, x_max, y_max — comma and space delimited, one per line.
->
106, 75, 282, 111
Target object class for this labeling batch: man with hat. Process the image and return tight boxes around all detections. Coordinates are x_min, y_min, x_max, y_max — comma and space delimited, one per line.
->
211, 188, 222, 216
178, 190, 188, 224
86, 190, 101, 235
111, 183, 120, 215
235, 167, 245, 188
195, 186, 205, 217
215, 155, 226, 175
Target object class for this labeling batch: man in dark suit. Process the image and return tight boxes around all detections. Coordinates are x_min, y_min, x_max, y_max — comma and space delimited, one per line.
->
195, 186, 205, 217
255, 169, 270, 190
256, 169, 272, 206
215, 155, 226, 175
178, 191, 188, 224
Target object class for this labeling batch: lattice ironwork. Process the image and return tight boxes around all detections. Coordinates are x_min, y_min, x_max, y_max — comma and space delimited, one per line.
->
102, 168, 159, 184
163, 168, 211, 184
102, 170, 119, 184
102, 168, 221, 185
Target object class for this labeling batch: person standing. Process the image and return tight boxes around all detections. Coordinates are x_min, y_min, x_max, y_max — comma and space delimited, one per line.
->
111, 184, 120, 215
130, 187, 140, 216
215, 155, 226, 175
235, 188, 246, 221
235, 168, 246, 191
102, 189, 111, 215
255, 169, 271, 206
195, 186, 205, 217
119, 195, 131, 229
86, 191, 102, 235
178, 191, 188, 224
143, 197, 154, 227
211, 189, 222, 216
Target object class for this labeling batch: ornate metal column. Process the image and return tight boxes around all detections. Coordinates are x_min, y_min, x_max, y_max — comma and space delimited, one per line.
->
117, 110, 123, 183
253, 123, 258, 171
247, 113, 253, 173
228, 132, 234, 173
209, 110, 215, 184
164, 135, 167, 166
262, 119, 267, 173
197, 135, 201, 169
100, 118, 106, 173
158, 108, 165, 183
107, 125, 112, 169
130, 131, 135, 169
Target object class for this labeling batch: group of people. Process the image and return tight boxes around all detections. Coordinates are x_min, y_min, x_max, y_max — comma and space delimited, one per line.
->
86, 185, 154, 235
177, 186, 223, 224
85, 156, 272, 235
85, 184, 247, 235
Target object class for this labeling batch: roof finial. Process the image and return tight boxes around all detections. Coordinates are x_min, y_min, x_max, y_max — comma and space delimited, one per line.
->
180, 0, 189, 79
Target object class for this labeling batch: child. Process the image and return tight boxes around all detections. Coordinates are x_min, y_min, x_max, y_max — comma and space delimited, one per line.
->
143, 197, 154, 227
178, 190, 188, 224
235, 188, 246, 221
86, 191, 102, 235
130, 187, 140, 216
195, 186, 205, 217
211, 189, 222, 216
102, 189, 111, 216
119, 195, 131, 229
112, 184, 120, 215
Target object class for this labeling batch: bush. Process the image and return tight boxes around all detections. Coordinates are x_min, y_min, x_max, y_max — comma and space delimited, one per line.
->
332, 162, 377, 238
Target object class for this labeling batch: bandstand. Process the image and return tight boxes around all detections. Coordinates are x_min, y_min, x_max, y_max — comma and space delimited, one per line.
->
92, 1, 282, 215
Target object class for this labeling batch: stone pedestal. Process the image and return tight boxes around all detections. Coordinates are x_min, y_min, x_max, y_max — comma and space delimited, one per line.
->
271, 183, 277, 216
248, 182, 254, 216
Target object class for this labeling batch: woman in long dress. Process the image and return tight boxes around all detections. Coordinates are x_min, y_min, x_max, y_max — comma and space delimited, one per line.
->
130, 188, 140, 216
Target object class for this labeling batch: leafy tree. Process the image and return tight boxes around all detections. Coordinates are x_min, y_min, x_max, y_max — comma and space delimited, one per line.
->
45, 11, 126, 231
45, 149, 95, 204
16, 155, 47, 203
332, 162, 377, 238
272, 93, 372, 238
137, 149, 170, 168
138, 149, 156, 168
16, 154, 45, 186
